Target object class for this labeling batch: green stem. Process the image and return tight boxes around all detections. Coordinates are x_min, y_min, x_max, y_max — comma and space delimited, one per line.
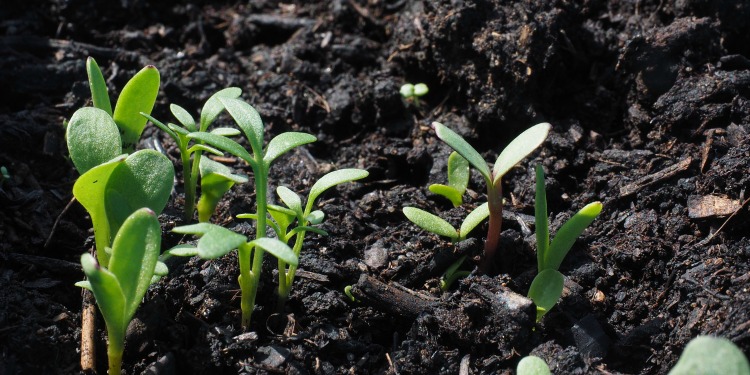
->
240, 160, 268, 329
106, 329, 124, 375
238, 242, 255, 329
277, 231, 305, 312
181, 145, 196, 222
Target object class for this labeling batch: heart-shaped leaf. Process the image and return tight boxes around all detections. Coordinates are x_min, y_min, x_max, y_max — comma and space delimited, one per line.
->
66, 107, 122, 174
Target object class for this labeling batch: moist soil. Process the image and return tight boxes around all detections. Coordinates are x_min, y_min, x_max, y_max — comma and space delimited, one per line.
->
2, 1, 750, 374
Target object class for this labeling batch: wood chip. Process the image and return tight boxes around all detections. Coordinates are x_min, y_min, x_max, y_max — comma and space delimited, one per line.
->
619, 157, 692, 197
688, 195, 742, 219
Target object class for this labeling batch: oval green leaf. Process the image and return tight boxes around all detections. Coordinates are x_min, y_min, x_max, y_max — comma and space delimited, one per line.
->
306, 169, 369, 214
402, 207, 458, 241
492, 123, 551, 184
250, 237, 298, 266
668, 336, 750, 375
517, 356, 551, 375
66, 107, 123, 174
113, 65, 160, 152
218, 97, 264, 154
276, 186, 303, 216
459, 202, 489, 241
170, 104, 196, 132
527, 269, 564, 321
264, 132, 317, 166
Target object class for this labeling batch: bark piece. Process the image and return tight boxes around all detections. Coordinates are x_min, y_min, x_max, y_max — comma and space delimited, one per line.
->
688, 195, 742, 219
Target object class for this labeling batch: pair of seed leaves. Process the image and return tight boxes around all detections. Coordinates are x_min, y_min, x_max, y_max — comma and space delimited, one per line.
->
67, 59, 173, 267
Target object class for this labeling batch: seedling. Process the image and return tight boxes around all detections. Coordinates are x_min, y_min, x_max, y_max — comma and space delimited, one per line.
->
403, 203, 489, 243
429, 151, 470, 207
238, 168, 369, 310
527, 165, 602, 321
400, 82, 429, 107
164, 223, 297, 328
668, 336, 750, 375
85, 57, 160, 152
76, 208, 164, 374
142, 87, 244, 221
344, 285, 358, 302
173, 97, 317, 327
517, 356, 551, 375
440, 255, 470, 290
197, 157, 248, 222
432, 121, 550, 268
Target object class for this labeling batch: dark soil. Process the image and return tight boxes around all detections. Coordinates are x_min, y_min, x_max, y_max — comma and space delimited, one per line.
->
2, 1, 750, 374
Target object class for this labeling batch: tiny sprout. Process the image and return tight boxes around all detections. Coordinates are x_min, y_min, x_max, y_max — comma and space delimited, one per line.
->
432, 121, 550, 269
527, 165, 602, 321
517, 356, 551, 375
403, 203, 489, 243
344, 285, 359, 302
76, 208, 165, 375
400, 82, 429, 106
429, 151, 470, 207
440, 255, 470, 291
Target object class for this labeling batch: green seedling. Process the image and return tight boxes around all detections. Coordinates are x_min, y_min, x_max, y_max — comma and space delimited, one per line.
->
76, 208, 164, 375
432, 122, 550, 268
527, 165, 602, 321
0, 166, 9, 188
197, 157, 248, 222
429, 151, 470, 207
238, 168, 369, 310
142, 87, 243, 221
517, 355, 551, 375
668, 336, 750, 375
71, 150, 174, 267
171, 97, 316, 328
164, 223, 297, 328
403, 203, 489, 243
440, 255, 471, 291
86, 57, 160, 152
400, 82, 429, 107
344, 285, 358, 302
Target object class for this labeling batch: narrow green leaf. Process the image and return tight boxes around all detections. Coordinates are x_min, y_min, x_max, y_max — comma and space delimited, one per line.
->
458, 202, 490, 241
199, 157, 248, 184
113, 66, 160, 151
165, 244, 201, 257
73, 155, 127, 265
218, 97, 264, 154
66, 107, 122, 174
200, 87, 242, 131
544, 202, 602, 271
75, 280, 92, 290
492, 123, 551, 184
535, 165, 549, 272
107, 208, 160, 319
527, 269, 564, 321
277, 186, 303, 216
267, 204, 297, 217
429, 184, 463, 207
170, 104, 196, 132
447, 151, 469, 194
210, 127, 241, 137
289, 225, 328, 237
141, 113, 177, 141
188, 131, 254, 165
174, 223, 247, 259
80, 253, 127, 337
306, 169, 369, 214
432, 122, 491, 183
187, 144, 223, 156
263, 132, 317, 165
86, 57, 112, 115
167, 123, 190, 136
403, 207, 458, 241
105, 150, 175, 236
250, 237, 298, 266
517, 356, 551, 375
306, 210, 324, 225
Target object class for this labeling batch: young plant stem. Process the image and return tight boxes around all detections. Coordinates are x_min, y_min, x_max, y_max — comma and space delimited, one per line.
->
482, 183, 503, 269
106, 329, 124, 375
240, 160, 268, 329
277, 232, 305, 312
238, 242, 255, 329
180, 145, 196, 222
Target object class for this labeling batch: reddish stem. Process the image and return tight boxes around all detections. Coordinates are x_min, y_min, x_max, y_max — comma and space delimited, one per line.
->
481, 182, 503, 271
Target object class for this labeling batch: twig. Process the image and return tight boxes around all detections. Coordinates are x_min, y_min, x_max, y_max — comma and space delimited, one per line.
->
45, 197, 76, 249
81, 288, 97, 373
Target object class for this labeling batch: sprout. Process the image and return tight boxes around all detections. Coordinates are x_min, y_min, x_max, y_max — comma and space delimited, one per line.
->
400, 82, 429, 107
